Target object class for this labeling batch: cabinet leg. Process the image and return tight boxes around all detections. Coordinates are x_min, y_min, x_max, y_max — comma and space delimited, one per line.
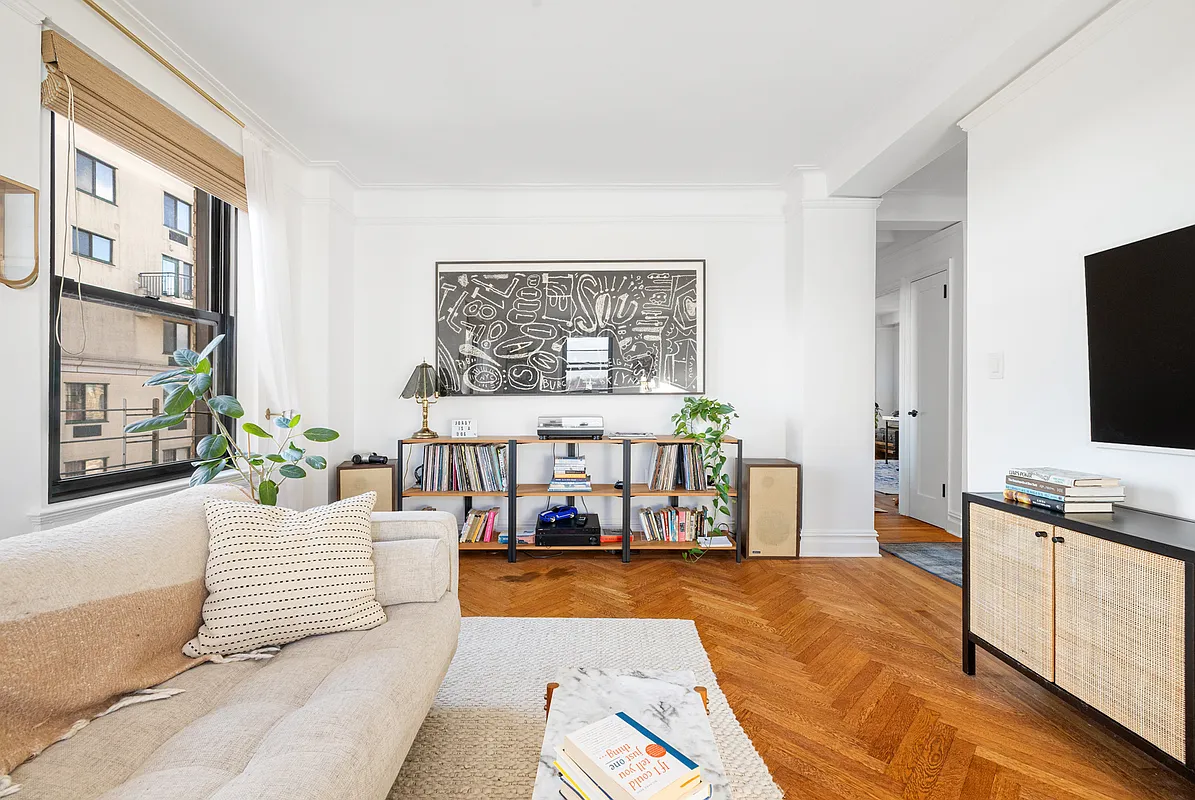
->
963, 638, 976, 675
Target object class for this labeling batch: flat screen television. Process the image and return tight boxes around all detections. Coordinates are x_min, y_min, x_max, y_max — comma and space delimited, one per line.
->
1085, 223, 1195, 450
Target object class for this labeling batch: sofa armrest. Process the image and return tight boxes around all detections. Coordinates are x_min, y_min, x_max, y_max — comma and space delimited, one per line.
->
371, 511, 459, 594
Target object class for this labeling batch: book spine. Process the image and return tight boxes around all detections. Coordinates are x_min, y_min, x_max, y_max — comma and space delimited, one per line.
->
1005, 489, 1065, 513
1006, 467, 1079, 486
1005, 483, 1066, 503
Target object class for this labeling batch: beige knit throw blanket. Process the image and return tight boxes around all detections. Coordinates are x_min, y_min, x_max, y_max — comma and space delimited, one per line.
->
0, 485, 246, 776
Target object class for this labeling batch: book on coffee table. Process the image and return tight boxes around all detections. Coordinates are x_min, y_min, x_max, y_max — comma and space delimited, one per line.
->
557, 711, 701, 800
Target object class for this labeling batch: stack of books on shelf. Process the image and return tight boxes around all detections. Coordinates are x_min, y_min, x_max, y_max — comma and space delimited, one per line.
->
638, 505, 707, 542
421, 443, 507, 492
549, 455, 592, 493
459, 507, 500, 543
647, 444, 706, 491
1003, 467, 1124, 513
554, 712, 711, 800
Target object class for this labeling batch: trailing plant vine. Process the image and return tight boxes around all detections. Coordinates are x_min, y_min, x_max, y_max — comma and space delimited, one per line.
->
671, 396, 738, 528
123, 335, 338, 505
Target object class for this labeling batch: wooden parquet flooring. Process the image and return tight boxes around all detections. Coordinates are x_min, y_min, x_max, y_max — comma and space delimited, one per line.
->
459, 517, 1195, 800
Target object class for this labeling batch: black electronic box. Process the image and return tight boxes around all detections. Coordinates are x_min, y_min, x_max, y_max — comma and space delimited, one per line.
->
535, 513, 601, 547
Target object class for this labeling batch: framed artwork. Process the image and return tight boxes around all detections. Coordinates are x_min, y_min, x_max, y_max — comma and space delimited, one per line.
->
435, 259, 705, 396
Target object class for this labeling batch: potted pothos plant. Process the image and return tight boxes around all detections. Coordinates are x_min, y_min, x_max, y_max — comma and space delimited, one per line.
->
671, 396, 737, 561
123, 334, 338, 505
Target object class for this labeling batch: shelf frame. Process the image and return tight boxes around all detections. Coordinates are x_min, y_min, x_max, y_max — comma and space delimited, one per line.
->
397, 434, 743, 564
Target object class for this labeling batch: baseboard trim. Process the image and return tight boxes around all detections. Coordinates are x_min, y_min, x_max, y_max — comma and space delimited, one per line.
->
800, 529, 880, 558
946, 511, 963, 538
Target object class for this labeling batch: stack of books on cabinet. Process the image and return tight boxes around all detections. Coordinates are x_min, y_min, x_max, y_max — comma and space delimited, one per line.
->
548, 454, 592, 493
1003, 467, 1124, 513
459, 507, 500, 543
638, 506, 708, 543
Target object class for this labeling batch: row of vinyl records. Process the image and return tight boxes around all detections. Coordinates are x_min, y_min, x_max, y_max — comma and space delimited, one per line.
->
420, 444, 508, 493
646, 443, 707, 491
458, 505, 709, 543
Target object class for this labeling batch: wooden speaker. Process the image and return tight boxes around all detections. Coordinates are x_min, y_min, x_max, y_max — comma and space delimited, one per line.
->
741, 459, 801, 558
336, 461, 397, 512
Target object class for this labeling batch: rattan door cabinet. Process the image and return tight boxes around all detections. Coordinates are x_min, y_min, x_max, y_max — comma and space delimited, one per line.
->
963, 492, 1195, 779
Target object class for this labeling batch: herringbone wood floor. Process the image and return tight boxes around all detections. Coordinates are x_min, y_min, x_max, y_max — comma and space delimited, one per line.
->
458, 516, 1195, 800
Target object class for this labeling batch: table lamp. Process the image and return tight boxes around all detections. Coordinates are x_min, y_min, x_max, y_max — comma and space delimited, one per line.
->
402, 361, 440, 439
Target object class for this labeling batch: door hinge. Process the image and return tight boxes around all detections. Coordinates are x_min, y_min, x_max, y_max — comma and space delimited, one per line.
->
942, 483, 947, 498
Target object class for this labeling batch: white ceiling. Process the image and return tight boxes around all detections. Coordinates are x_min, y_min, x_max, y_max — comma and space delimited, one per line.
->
126, 0, 1007, 185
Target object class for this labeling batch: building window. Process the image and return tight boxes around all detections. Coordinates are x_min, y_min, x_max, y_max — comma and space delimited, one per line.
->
163, 320, 191, 354
50, 114, 237, 502
164, 193, 192, 236
76, 151, 116, 203
161, 447, 191, 463
161, 255, 194, 299
64, 382, 108, 423
72, 227, 114, 264
63, 458, 108, 477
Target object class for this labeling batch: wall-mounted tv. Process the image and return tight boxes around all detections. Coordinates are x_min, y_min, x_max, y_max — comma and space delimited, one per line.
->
1086, 223, 1195, 451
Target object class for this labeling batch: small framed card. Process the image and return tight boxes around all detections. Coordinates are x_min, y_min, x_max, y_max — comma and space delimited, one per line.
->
451, 419, 477, 438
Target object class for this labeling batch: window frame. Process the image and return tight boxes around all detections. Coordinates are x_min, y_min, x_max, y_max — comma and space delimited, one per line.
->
63, 457, 109, 477
71, 226, 115, 265
49, 113, 238, 503
76, 150, 117, 204
164, 192, 192, 236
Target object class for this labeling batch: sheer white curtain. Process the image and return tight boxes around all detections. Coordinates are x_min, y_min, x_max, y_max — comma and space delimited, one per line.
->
241, 129, 302, 505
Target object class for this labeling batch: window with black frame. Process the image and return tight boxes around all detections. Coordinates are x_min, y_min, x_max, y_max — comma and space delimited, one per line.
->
50, 114, 237, 502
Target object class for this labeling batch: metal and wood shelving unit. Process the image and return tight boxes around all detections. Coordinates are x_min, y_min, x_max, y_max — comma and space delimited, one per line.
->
397, 435, 743, 563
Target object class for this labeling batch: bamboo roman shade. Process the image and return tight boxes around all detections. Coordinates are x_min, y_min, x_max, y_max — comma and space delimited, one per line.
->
40, 30, 247, 210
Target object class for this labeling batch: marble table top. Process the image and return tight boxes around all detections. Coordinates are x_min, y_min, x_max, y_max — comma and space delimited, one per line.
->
532, 667, 730, 800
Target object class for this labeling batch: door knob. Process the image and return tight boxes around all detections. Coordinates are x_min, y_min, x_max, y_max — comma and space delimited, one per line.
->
1051, 535, 1065, 544
908, 409, 919, 418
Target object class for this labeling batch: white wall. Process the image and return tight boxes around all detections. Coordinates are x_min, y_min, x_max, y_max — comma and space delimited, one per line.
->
351, 187, 787, 531
0, 4, 49, 538
964, 0, 1195, 517
875, 325, 899, 414
877, 223, 966, 533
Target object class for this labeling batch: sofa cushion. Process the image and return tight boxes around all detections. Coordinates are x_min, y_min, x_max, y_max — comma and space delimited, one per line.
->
373, 538, 449, 606
185, 494, 387, 657
10, 595, 461, 800
0, 484, 246, 775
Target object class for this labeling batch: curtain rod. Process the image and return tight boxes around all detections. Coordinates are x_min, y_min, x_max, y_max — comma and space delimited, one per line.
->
80, 0, 245, 128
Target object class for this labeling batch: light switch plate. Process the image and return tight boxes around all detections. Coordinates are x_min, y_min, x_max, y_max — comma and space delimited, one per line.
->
987, 352, 1005, 379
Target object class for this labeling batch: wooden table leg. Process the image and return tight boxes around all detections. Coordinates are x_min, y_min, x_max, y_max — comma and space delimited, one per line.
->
545, 682, 559, 717
695, 686, 709, 714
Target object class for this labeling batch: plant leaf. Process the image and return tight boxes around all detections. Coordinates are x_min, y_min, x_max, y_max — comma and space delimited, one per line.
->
196, 333, 225, 363
163, 385, 195, 416
279, 464, 306, 479
288, 414, 301, 429
124, 414, 186, 434
302, 427, 339, 442
173, 349, 201, 369
189, 462, 224, 488
258, 480, 278, 506
145, 368, 192, 386
242, 422, 270, 438
265, 453, 287, 463
274, 416, 291, 429
197, 434, 227, 460
208, 395, 244, 418
188, 373, 212, 396
282, 443, 304, 462
195, 358, 211, 375
304, 455, 327, 470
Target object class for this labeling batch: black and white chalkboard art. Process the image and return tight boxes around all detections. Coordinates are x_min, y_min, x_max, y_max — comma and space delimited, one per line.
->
435, 260, 705, 395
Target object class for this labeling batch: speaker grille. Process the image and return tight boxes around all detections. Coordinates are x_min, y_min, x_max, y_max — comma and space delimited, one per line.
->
747, 466, 798, 557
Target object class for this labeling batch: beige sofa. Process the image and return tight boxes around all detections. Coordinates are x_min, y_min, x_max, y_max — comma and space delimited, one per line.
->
2, 485, 461, 800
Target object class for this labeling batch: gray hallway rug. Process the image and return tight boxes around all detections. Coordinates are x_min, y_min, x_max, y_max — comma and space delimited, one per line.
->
879, 542, 963, 586
390, 617, 783, 799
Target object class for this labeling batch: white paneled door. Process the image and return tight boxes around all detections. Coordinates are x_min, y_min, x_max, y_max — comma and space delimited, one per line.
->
908, 270, 949, 528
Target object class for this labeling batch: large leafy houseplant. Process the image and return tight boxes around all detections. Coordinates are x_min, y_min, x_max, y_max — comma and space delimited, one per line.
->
123, 335, 338, 505
671, 395, 737, 521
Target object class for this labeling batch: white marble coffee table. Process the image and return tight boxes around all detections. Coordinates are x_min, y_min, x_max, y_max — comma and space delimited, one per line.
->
532, 667, 731, 799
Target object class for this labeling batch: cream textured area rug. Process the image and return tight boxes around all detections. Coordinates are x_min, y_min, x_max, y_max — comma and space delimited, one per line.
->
390, 617, 783, 799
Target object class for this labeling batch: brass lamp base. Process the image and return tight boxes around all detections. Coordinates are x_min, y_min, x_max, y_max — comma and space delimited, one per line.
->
410, 427, 439, 439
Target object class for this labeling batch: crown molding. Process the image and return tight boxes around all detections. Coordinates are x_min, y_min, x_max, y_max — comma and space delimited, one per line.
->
356, 213, 786, 227
1, 0, 45, 24
352, 180, 785, 192
959, 0, 1149, 132
801, 197, 883, 210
